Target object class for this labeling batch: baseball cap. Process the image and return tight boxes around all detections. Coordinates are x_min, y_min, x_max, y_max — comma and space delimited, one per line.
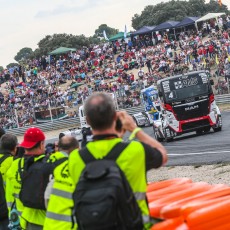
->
20, 127, 45, 149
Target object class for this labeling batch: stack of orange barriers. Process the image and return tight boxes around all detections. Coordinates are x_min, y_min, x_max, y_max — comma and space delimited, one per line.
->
147, 178, 230, 230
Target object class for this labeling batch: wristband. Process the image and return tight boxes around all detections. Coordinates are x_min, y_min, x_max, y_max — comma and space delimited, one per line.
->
128, 127, 142, 140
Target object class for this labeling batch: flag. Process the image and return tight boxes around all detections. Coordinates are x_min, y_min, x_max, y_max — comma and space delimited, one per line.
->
124, 25, 127, 38
203, 58, 206, 68
103, 30, 109, 41
218, 0, 222, 6
216, 54, 219, 65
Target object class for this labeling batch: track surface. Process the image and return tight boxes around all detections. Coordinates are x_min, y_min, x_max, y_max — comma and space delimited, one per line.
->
47, 111, 230, 166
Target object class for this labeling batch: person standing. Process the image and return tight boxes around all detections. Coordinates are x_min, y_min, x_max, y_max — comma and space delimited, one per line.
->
0, 134, 18, 230
43, 136, 79, 230
68, 93, 168, 229
6, 127, 47, 230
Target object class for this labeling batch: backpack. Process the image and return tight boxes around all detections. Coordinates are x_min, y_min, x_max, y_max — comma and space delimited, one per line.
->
19, 155, 67, 210
73, 142, 143, 230
0, 154, 10, 219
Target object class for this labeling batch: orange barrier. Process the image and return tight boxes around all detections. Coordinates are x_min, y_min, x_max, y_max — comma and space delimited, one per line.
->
147, 183, 194, 202
147, 178, 192, 193
182, 194, 230, 219
189, 214, 230, 230
150, 217, 184, 230
161, 185, 230, 219
210, 222, 230, 230
149, 182, 211, 218
175, 223, 189, 230
186, 199, 230, 227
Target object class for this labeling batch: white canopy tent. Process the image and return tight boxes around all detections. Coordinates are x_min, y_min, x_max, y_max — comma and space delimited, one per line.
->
195, 12, 225, 29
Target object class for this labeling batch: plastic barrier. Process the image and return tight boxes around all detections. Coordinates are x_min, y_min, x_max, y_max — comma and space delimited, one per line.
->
182, 194, 230, 219
151, 217, 184, 230
148, 178, 230, 229
149, 182, 211, 218
189, 213, 230, 230
147, 183, 194, 202
161, 185, 230, 219
147, 178, 192, 193
186, 199, 230, 227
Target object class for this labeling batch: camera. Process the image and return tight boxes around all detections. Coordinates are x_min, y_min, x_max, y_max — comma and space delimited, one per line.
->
115, 118, 122, 132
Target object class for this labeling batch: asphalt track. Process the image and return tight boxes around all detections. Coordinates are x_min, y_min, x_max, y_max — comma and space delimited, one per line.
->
47, 111, 230, 166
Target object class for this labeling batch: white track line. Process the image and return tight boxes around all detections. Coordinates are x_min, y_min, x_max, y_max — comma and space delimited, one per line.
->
168, 150, 230, 156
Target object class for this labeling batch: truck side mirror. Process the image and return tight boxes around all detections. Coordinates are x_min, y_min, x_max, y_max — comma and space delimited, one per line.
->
210, 79, 214, 86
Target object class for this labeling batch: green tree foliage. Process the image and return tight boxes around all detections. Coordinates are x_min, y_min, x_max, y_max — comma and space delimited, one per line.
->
94, 24, 118, 38
33, 33, 100, 57
7, 63, 19, 69
14, 47, 34, 62
0, 66, 4, 72
132, 0, 229, 30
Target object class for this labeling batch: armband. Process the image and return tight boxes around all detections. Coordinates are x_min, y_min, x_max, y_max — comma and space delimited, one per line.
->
128, 127, 142, 141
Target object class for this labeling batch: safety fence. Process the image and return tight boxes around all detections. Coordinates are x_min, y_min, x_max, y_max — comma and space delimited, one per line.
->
6, 94, 230, 136
6, 106, 144, 136
215, 94, 230, 104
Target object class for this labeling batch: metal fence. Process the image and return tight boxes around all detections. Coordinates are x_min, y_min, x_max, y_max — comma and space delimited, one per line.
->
6, 105, 144, 136
215, 94, 230, 104
6, 94, 230, 136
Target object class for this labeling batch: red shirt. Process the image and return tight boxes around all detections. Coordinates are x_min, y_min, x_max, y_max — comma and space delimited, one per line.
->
209, 45, 214, 53
202, 48, 207, 55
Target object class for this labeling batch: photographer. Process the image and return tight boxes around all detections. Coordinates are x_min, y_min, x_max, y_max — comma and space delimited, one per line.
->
68, 92, 168, 229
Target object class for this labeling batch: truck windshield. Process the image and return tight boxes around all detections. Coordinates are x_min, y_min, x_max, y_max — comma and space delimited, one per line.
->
161, 73, 210, 103
165, 84, 209, 102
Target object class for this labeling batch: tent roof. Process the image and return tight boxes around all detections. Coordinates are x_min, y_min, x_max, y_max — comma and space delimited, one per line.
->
196, 13, 225, 23
154, 21, 180, 31
176, 17, 200, 28
49, 47, 76, 55
109, 32, 130, 41
131, 26, 156, 36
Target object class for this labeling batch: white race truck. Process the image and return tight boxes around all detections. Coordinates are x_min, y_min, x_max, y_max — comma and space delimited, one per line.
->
153, 71, 222, 142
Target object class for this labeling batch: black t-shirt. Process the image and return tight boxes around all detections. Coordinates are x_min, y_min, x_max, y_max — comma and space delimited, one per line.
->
141, 142, 163, 171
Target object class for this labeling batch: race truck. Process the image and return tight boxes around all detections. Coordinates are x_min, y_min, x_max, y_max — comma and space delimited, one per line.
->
132, 85, 161, 127
153, 70, 222, 142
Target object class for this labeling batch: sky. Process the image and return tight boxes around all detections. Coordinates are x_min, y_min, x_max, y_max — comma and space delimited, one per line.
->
0, 0, 229, 67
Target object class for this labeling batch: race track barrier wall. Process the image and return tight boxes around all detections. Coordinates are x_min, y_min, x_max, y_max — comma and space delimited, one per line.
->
6, 105, 145, 136
6, 94, 230, 136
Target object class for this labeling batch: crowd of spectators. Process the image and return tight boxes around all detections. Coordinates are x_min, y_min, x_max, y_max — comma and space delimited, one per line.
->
0, 15, 230, 129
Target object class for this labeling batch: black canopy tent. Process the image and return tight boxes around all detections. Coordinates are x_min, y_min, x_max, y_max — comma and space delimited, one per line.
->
131, 26, 156, 36
175, 17, 200, 28
154, 21, 180, 31
153, 21, 180, 39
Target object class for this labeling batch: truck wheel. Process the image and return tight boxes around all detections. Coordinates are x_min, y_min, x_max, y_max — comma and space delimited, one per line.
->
213, 116, 222, 132
163, 129, 174, 142
196, 130, 203, 135
213, 127, 222, 132
203, 127, 211, 133
153, 126, 163, 142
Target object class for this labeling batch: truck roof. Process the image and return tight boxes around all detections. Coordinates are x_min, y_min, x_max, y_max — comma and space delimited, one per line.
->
157, 70, 208, 85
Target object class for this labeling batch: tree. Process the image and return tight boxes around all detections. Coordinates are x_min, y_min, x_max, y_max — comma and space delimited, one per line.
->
7, 63, 19, 69
14, 47, 34, 62
35, 33, 100, 56
94, 24, 118, 38
0, 66, 4, 72
131, 0, 229, 30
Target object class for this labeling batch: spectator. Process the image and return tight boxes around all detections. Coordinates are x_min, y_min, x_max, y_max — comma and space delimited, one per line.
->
44, 136, 79, 230
0, 134, 18, 230
68, 92, 167, 229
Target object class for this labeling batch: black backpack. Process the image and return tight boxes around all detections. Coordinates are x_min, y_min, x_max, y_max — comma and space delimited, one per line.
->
73, 142, 143, 230
19, 155, 67, 210
0, 154, 11, 219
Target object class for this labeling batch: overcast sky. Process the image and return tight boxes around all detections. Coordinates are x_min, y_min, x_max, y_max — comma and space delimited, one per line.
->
0, 0, 229, 67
